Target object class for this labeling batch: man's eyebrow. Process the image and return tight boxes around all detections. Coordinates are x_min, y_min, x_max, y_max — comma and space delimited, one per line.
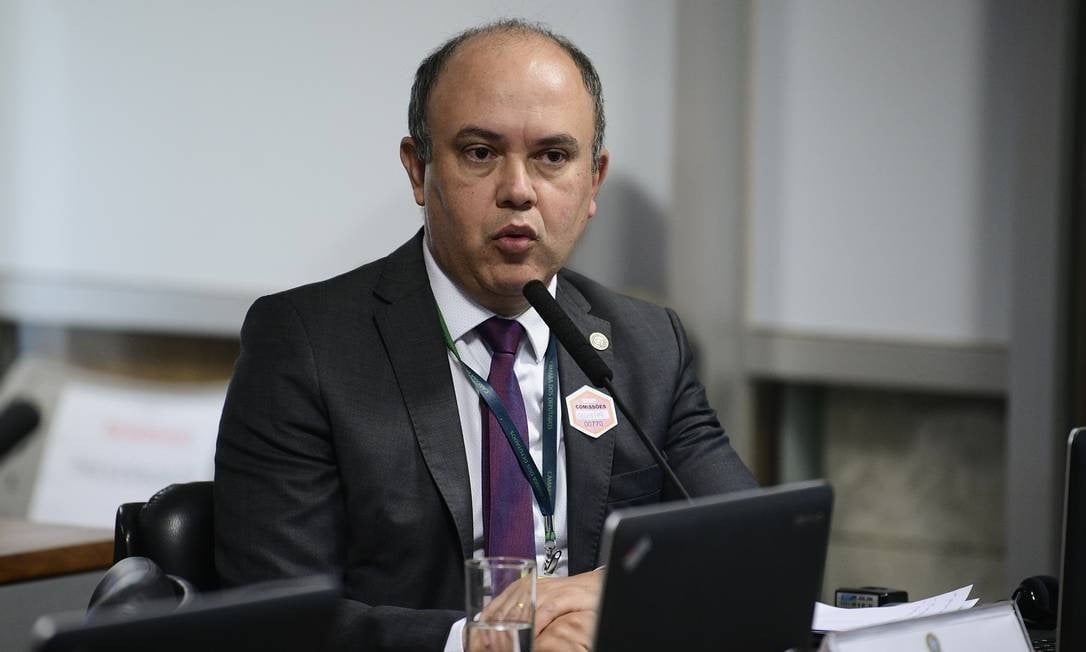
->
452, 127, 581, 153
454, 126, 505, 142
536, 134, 580, 152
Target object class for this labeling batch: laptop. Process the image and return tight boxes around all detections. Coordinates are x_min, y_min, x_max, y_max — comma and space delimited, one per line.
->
1034, 427, 1086, 652
31, 575, 339, 652
592, 480, 833, 652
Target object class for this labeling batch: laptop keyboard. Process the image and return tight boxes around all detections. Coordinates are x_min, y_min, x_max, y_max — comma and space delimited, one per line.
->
1031, 636, 1056, 651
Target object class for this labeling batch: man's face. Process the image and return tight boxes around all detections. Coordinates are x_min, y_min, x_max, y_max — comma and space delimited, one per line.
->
401, 34, 609, 316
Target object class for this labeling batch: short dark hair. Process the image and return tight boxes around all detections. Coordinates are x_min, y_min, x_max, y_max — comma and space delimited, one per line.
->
408, 19, 606, 171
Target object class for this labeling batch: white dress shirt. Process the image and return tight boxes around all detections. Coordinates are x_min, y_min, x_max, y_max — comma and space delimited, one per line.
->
422, 239, 570, 651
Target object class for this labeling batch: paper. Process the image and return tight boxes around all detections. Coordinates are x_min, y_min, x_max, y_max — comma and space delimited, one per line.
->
29, 379, 226, 528
820, 602, 1031, 652
813, 585, 978, 632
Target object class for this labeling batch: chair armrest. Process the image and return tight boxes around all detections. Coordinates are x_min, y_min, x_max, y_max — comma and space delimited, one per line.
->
114, 502, 147, 562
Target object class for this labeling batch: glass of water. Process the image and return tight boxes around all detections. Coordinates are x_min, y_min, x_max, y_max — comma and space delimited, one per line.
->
465, 557, 536, 652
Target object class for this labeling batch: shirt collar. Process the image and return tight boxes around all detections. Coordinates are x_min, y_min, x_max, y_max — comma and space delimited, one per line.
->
422, 232, 555, 362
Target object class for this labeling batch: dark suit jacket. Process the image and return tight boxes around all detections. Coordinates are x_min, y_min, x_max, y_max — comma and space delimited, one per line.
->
214, 230, 757, 651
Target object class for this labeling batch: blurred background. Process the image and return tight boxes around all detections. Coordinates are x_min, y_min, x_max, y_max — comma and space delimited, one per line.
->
0, 0, 1083, 616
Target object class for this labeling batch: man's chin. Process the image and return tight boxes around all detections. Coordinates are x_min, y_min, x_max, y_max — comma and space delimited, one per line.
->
493, 271, 555, 297
476, 274, 552, 315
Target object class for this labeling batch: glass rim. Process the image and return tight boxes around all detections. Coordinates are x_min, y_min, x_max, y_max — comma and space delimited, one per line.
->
465, 556, 536, 570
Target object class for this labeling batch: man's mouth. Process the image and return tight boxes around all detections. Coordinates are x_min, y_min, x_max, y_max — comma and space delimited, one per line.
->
491, 225, 538, 253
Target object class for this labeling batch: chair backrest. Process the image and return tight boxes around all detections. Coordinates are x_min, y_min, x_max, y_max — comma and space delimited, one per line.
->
114, 481, 219, 591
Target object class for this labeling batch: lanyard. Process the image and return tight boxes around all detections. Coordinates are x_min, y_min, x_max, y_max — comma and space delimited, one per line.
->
437, 310, 562, 574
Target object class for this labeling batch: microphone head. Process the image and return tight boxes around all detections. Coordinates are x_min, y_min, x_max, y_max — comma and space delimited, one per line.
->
522, 280, 613, 386
521, 280, 552, 311
0, 399, 41, 458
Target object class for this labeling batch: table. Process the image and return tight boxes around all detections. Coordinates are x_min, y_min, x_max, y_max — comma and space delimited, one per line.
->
0, 519, 114, 651
0, 518, 113, 584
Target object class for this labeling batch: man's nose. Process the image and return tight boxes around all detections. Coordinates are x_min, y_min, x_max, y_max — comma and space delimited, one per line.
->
496, 158, 537, 210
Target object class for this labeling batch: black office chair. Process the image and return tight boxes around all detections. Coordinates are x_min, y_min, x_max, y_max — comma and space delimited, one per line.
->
87, 481, 219, 614
113, 481, 219, 592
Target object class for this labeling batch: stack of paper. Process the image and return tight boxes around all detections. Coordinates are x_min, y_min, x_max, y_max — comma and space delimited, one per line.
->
812, 585, 979, 632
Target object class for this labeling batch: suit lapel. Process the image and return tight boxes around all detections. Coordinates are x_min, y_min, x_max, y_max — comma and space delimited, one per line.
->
373, 232, 474, 559
370, 241, 619, 569
556, 276, 617, 573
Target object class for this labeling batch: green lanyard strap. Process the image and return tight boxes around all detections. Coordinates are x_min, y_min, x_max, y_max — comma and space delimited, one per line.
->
437, 312, 559, 546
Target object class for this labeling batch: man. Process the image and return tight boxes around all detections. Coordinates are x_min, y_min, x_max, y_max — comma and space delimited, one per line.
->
215, 19, 756, 652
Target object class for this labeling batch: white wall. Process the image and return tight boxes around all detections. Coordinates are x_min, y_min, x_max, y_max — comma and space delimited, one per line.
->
6, 1, 1022, 348
1, 1, 675, 331
748, 0, 1013, 345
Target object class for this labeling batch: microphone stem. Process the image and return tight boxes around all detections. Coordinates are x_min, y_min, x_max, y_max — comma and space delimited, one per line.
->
600, 378, 692, 502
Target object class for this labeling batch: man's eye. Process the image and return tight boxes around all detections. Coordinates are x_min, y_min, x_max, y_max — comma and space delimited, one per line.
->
540, 150, 567, 165
465, 146, 493, 161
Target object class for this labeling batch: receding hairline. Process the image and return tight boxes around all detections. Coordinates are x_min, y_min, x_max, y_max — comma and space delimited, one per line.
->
444, 23, 573, 61
429, 29, 589, 101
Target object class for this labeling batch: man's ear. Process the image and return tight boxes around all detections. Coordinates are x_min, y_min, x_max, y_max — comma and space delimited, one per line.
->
587, 148, 610, 219
399, 137, 426, 206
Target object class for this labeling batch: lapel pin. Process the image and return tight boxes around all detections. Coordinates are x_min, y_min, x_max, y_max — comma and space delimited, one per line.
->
589, 332, 609, 351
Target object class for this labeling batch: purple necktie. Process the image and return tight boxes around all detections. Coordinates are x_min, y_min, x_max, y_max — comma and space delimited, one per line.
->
476, 317, 535, 559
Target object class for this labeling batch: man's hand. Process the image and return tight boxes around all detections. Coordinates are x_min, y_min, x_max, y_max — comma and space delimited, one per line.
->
466, 576, 535, 652
535, 611, 596, 652
469, 568, 603, 651
533, 568, 604, 636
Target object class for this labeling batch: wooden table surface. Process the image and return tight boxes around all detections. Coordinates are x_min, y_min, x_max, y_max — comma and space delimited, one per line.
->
0, 518, 113, 584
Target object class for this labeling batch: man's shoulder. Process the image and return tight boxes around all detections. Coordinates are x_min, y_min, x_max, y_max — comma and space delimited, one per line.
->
274, 258, 384, 303
557, 268, 672, 322
257, 231, 425, 313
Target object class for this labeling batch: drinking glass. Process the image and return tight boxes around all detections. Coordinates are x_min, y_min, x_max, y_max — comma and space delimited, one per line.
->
464, 557, 536, 652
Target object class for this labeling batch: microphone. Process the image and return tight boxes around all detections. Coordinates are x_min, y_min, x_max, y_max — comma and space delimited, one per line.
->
523, 280, 691, 501
0, 398, 41, 460
523, 281, 612, 386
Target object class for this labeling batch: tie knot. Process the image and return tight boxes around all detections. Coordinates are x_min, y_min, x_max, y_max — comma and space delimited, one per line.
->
476, 317, 525, 356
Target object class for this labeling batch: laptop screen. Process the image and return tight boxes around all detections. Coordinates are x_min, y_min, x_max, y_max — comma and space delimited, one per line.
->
31, 575, 339, 652
1057, 427, 1086, 651
592, 480, 833, 652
